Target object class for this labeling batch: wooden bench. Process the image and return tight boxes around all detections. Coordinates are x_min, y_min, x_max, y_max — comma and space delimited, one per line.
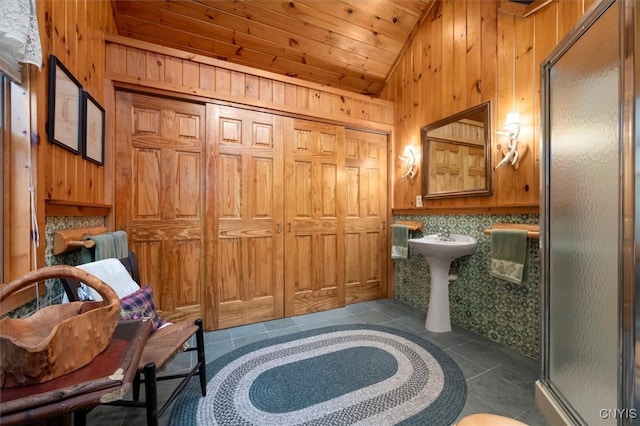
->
61, 252, 207, 426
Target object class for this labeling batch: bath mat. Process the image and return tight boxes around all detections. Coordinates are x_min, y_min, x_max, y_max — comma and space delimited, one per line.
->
171, 324, 467, 426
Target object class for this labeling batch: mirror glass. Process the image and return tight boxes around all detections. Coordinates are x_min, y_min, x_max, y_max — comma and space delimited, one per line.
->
421, 101, 492, 199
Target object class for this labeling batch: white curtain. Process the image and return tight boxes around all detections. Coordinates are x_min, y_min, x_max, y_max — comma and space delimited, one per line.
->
0, 0, 42, 82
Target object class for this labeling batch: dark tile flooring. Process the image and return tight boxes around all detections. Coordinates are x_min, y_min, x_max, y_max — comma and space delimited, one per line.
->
85, 298, 549, 426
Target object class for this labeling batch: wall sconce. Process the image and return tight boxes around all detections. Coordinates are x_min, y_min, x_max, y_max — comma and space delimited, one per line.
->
496, 112, 528, 169
399, 146, 417, 180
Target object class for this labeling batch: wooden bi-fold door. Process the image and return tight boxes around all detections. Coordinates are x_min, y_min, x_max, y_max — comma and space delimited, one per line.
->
344, 129, 388, 304
210, 105, 285, 329
284, 118, 346, 316
115, 92, 387, 330
115, 91, 205, 324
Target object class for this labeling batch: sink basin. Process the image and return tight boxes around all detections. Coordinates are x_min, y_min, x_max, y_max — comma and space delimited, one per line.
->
407, 233, 477, 333
408, 234, 477, 260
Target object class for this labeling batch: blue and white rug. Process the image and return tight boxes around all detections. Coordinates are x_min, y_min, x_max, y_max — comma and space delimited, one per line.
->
171, 324, 466, 425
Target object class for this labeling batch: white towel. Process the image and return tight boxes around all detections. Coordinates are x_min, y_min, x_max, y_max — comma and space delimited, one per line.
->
72, 258, 140, 302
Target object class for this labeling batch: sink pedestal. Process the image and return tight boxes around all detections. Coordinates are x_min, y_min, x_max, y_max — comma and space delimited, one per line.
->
425, 257, 453, 333
407, 233, 477, 334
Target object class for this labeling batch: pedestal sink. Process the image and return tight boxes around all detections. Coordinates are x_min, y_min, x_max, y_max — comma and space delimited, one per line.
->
408, 234, 477, 333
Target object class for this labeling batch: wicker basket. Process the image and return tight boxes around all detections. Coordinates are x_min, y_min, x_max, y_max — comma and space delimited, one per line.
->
0, 265, 120, 388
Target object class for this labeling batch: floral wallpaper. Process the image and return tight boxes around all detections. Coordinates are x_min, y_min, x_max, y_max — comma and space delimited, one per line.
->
393, 213, 540, 359
7, 212, 540, 361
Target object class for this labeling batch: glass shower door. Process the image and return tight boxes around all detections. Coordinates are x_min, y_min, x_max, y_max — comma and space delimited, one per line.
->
542, 1, 620, 424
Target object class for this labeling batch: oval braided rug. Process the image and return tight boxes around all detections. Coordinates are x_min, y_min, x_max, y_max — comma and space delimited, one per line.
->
171, 324, 467, 426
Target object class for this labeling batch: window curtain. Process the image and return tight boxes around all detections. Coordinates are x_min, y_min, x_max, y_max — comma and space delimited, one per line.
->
0, 0, 42, 83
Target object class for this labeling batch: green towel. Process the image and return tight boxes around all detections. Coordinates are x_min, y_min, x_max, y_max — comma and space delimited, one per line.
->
80, 231, 129, 263
490, 229, 528, 284
391, 224, 410, 260
80, 234, 117, 263
112, 230, 129, 259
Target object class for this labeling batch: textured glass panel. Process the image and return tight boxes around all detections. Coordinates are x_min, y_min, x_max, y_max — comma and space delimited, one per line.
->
0, 77, 4, 281
548, 3, 619, 424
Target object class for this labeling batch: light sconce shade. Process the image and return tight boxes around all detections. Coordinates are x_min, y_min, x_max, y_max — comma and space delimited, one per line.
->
496, 112, 527, 169
503, 112, 521, 135
399, 146, 417, 180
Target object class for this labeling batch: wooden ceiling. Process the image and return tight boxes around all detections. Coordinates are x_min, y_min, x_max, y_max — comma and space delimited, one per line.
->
111, 0, 435, 96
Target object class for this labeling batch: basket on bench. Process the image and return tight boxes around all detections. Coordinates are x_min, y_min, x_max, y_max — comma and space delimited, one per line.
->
0, 265, 120, 388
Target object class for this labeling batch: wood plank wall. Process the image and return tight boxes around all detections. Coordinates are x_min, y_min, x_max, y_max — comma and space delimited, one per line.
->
381, 0, 596, 210
4, 79, 33, 282
36, 0, 115, 209
103, 35, 394, 131
1, 1, 115, 296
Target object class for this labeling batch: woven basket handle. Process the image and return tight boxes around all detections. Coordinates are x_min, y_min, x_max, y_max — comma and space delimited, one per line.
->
0, 265, 119, 306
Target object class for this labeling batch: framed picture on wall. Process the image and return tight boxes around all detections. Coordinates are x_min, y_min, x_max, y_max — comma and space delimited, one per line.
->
82, 91, 105, 165
47, 55, 82, 154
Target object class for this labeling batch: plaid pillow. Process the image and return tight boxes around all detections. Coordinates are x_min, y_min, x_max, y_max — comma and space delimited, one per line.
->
119, 285, 167, 331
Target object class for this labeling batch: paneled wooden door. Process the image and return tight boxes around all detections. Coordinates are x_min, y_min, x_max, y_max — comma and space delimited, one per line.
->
210, 105, 285, 329
284, 118, 346, 316
344, 129, 388, 304
428, 141, 485, 194
115, 92, 205, 324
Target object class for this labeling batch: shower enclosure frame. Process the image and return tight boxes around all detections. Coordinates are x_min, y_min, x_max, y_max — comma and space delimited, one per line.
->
538, 0, 636, 424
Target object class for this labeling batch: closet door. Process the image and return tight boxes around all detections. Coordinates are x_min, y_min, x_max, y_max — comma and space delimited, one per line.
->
344, 129, 388, 304
115, 92, 205, 324
284, 118, 345, 316
211, 105, 284, 329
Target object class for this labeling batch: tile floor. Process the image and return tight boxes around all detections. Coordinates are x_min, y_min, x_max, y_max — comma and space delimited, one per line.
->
85, 298, 549, 426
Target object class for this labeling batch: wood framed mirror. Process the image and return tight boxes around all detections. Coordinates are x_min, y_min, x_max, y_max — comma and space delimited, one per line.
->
421, 101, 492, 199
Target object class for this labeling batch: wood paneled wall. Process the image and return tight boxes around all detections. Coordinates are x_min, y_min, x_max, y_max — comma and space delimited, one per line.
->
104, 35, 394, 131
4, 78, 34, 284
2, 1, 115, 298
381, 0, 596, 210
36, 0, 115, 207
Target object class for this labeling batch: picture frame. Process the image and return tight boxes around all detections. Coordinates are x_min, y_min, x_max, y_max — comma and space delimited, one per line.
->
47, 55, 83, 154
82, 91, 105, 165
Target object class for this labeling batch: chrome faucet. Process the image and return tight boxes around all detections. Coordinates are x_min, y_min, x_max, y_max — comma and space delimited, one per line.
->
438, 227, 454, 241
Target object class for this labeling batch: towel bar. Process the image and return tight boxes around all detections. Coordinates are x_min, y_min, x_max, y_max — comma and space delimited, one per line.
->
394, 220, 423, 232
53, 226, 108, 255
483, 223, 539, 239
